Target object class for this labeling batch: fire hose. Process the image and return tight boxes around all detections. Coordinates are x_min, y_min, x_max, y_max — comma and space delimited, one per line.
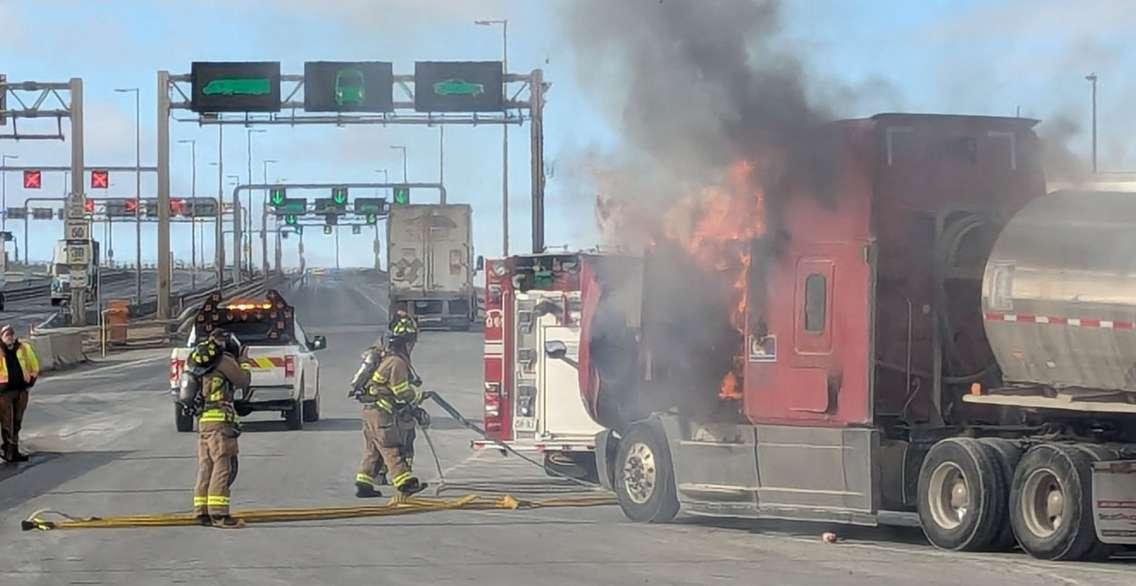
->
21, 391, 612, 532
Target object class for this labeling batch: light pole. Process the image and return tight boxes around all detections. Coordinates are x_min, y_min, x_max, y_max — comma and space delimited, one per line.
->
1086, 73, 1098, 174
247, 129, 265, 275
374, 169, 389, 270
226, 173, 243, 277
114, 87, 142, 302
261, 159, 276, 275
389, 146, 408, 183
2, 154, 18, 233
374, 168, 388, 196
475, 17, 509, 255
178, 139, 197, 288
1, 154, 15, 269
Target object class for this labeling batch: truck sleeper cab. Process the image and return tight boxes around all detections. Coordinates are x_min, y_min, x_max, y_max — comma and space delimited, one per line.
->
583, 114, 1136, 562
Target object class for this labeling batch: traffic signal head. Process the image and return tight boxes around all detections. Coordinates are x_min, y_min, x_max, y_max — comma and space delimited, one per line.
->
332, 186, 348, 206
365, 213, 377, 225
284, 214, 298, 225
322, 225, 332, 235
352, 225, 361, 235
325, 213, 338, 226
23, 170, 42, 189
393, 186, 409, 205
84, 200, 95, 214
270, 187, 287, 206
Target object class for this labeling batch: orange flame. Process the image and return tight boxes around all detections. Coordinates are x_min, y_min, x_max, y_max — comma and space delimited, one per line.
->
661, 160, 765, 400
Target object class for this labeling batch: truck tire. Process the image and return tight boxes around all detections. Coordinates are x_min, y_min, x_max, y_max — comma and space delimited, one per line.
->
916, 437, 1005, 552
614, 422, 679, 523
285, 400, 304, 430
544, 452, 599, 484
976, 437, 1022, 550
175, 404, 194, 433
302, 395, 320, 422
1009, 443, 1102, 561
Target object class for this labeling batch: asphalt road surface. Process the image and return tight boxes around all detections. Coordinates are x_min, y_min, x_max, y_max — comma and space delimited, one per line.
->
0, 270, 1132, 585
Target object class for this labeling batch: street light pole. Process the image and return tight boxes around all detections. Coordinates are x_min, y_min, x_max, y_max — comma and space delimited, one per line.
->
178, 139, 197, 288
1086, 73, 1098, 174
247, 129, 265, 275
1, 154, 16, 234
114, 87, 142, 302
261, 159, 276, 275
374, 169, 388, 270
475, 18, 509, 255
390, 145, 408, 183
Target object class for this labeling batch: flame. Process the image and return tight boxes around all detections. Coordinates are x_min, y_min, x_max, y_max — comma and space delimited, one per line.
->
661, 160, 765, 400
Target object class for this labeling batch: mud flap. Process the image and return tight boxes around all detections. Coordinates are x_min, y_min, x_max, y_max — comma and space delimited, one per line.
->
1092, 460, 1136, 545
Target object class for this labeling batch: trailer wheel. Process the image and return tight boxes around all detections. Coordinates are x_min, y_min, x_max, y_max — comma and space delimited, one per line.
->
544, 452, 599, 484
1009, 443, 1104, 561
614, 422, 679, 523
917, 437, 1005, 551
175, 404, 194, 433
976, 437, 1022, 551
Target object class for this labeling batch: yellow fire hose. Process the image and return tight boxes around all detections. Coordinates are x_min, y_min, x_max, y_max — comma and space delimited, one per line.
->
22, 392, 616, 532
22, 494, 616, 531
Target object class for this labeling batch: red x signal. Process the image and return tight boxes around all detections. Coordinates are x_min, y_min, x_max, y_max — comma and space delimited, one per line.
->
170, 198, 186, 216
124, 199, 139, 214
23, 170, 41, 189
84, 200, 95, 214
91, 169, 109, 189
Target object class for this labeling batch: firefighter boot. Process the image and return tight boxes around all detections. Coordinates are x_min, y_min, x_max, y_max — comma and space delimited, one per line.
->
398, 477, 428, 497
211, 515, 245, 529
355, 483, 383, 498
195, 514, 212, 527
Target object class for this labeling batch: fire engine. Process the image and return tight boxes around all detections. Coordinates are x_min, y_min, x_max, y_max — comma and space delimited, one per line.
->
573, 114, 1136, 561
479, 252, 612, 480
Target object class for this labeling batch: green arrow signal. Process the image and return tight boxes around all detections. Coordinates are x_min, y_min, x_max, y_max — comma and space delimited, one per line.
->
393, 186, 409, 205
332, 186, 348, 205
270, 187, 286, 206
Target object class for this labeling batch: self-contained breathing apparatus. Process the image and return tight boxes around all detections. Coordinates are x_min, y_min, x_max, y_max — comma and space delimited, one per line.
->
178, 331, 246, 418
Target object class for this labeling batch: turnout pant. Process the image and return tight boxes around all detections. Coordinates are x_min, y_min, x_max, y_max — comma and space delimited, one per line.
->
0, 390, 29, 461
194, 424, 239, 516
356, 408, 414, 489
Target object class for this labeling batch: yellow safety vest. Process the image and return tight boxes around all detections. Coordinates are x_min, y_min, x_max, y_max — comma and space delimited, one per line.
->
0, 343, 41, 385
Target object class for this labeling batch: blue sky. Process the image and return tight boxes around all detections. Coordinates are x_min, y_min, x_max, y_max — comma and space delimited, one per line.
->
0, 0, 1131, 267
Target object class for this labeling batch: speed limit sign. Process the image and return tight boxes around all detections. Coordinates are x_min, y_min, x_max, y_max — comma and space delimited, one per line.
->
65, 221, 90, 241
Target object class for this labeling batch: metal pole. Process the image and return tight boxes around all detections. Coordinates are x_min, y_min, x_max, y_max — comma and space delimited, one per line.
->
69, 78, 86, 326
502, 20, 509, 256
156, 71, 172, 319
373, 224, 380, 271
335, 226, 340, 270
134, 89, 142, 301
439, 126, 445, 202
261, 160, 275, 276
531, 69, 545, 253
1087, 73, 1098, 174
181, 140, 197, 289
216, 124, 225, 290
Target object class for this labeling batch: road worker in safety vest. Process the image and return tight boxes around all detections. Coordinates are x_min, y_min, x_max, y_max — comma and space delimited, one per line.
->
353, 315, 427, 498
180, 328, 251, 528
0, 324, 40, 463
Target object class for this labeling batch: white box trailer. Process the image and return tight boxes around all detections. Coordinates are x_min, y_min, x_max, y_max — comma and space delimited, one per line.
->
386, 204, 475, 329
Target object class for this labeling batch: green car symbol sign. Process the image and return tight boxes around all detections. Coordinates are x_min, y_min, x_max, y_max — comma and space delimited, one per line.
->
433, 78, 485, 97
335, 69, 365, 106
202, 78, 271, 96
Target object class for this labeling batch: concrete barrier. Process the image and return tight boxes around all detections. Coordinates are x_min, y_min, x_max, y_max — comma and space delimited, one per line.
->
28, 332, 87, 373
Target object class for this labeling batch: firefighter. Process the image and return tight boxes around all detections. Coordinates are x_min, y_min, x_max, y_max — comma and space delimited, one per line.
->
354, 316, 427, 498
183, 329, 251, 528
0, 325, 39, 463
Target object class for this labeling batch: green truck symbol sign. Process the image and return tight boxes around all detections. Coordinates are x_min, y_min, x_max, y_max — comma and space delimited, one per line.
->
202, 78, 272, 96
433, 78, 485, 97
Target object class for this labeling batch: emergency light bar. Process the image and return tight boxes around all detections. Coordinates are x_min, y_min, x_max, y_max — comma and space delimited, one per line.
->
224, 302, 274, 311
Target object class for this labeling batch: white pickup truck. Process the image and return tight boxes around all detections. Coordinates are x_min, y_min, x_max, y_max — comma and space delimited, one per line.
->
169, 289, 326, 432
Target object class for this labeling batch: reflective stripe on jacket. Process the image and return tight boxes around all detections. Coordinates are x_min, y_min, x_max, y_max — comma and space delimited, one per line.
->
0, 342, 40, 386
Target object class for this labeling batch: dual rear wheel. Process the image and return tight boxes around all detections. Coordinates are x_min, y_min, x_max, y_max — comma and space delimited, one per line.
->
918, 438, 1114, 561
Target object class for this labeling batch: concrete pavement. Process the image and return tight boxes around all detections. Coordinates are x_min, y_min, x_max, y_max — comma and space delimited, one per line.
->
0, 270, 1131, 585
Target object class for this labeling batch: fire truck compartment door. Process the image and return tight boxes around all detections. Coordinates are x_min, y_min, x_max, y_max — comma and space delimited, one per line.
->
538, 320, 603, 441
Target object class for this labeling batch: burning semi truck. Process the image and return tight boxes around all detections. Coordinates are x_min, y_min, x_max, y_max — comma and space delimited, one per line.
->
571, 113, 1136, 561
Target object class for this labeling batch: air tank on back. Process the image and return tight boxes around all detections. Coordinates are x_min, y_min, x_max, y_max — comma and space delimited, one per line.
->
982, 190, 1136, 394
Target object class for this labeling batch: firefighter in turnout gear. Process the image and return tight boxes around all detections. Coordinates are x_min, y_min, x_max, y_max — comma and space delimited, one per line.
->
354, 315, 427, 498
183, 329, 251, 528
